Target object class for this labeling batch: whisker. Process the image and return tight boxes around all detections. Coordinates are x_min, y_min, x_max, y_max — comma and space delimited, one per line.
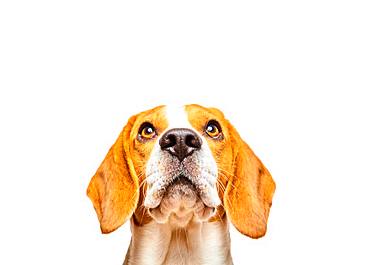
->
184, 228, 190, 249
217, 167, 234, 176
140, 204, 147, 225
128, 176, 149, 203
215, 174, 235, 213
216, 179, 226, 192
176, 229, 183, 260
215, 208, 224, 225
216, 183, 226, 197
218, 172, 237, 190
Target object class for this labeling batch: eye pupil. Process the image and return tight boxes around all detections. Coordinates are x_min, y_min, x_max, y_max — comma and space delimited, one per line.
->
139, 123, 156, 139
205, 121, 221, 138
207, 125, 215, 132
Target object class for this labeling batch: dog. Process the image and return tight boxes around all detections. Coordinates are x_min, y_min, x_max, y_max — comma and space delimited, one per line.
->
87, 104, 275, 265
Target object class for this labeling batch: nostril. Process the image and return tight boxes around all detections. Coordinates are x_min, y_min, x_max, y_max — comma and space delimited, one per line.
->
159, 128, 202, 161
185, 134, 202, 149
159, 133, 177, 149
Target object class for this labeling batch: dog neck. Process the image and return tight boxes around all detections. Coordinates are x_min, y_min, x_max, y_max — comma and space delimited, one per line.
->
123, 216, 233, 265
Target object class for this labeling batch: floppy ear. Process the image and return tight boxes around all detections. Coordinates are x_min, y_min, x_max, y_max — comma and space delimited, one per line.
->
87, 116, 139, 234
224, 123, 276, 239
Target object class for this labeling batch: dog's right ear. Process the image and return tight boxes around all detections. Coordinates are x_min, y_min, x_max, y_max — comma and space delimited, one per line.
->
224, 122, 276, 239
87, 115, 139, 234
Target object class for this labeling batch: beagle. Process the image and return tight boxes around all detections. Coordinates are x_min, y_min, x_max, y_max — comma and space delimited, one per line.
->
87, 104, 275, 265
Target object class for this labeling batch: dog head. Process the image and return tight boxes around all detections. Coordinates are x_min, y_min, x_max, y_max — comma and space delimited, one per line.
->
87, 104, 275, 238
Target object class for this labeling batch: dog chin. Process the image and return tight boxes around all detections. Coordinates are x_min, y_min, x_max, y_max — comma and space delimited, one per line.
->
145, 175, 218, 226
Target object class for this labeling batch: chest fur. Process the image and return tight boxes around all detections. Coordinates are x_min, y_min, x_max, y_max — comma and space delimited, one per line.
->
124, 219, 233, 265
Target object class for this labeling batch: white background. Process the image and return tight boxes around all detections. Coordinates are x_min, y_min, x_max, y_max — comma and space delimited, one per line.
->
1, 1, 369, 264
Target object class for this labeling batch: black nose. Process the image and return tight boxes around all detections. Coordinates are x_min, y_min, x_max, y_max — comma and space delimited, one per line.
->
159, 128, 202, 162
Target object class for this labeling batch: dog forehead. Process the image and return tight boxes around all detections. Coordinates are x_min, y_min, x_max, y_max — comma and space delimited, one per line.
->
164, 105, 192, 129
164, 104, 214, 129
134, 105, 218, 135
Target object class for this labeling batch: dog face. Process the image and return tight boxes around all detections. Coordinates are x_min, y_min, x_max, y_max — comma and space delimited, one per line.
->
87, 104, 275, 238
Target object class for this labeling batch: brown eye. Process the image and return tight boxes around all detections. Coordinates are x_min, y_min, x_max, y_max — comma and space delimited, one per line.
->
205, 121, 222, 138
139, 123, 156, 139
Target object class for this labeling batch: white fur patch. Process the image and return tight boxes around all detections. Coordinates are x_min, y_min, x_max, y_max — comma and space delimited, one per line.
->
127, 219, 233, 265
165, 105, 192, 129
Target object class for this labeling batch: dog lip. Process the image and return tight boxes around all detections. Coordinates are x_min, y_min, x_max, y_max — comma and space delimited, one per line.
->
170, 174, 195, 187
144, 173, 220, 209
144, 174, 197, 209
166, 175, 197, 194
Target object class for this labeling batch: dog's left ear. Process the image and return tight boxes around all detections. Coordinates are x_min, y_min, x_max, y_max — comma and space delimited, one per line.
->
224, 122, 276, 239
87, 115, 139, 234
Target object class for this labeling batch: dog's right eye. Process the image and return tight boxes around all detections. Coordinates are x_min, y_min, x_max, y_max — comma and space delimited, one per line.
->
139, 122, 157, 140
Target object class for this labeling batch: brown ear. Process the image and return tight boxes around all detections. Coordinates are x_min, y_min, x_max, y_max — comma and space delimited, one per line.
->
87, 116, 139, 234
224, 123, 276, 238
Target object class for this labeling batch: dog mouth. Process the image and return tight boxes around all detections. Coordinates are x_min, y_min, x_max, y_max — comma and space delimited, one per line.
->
144, 172, 220, 210
155, 174, 198, 206
167, 174, 196, 191
146, 174, 218, 224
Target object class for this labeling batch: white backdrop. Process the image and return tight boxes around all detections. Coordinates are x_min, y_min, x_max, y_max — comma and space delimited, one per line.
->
1, 1, 369, 264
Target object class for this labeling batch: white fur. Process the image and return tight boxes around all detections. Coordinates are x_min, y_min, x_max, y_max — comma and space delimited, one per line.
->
125, 219, 233, 265
165, 105, 192, 129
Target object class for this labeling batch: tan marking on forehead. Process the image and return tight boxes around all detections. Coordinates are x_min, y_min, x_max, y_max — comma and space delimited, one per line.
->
131, 105, 168, 138
184, 104, 225, 133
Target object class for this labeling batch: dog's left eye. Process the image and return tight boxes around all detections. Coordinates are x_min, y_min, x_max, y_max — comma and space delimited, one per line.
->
139, 123, 157, 139
205, 121, 222, 138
